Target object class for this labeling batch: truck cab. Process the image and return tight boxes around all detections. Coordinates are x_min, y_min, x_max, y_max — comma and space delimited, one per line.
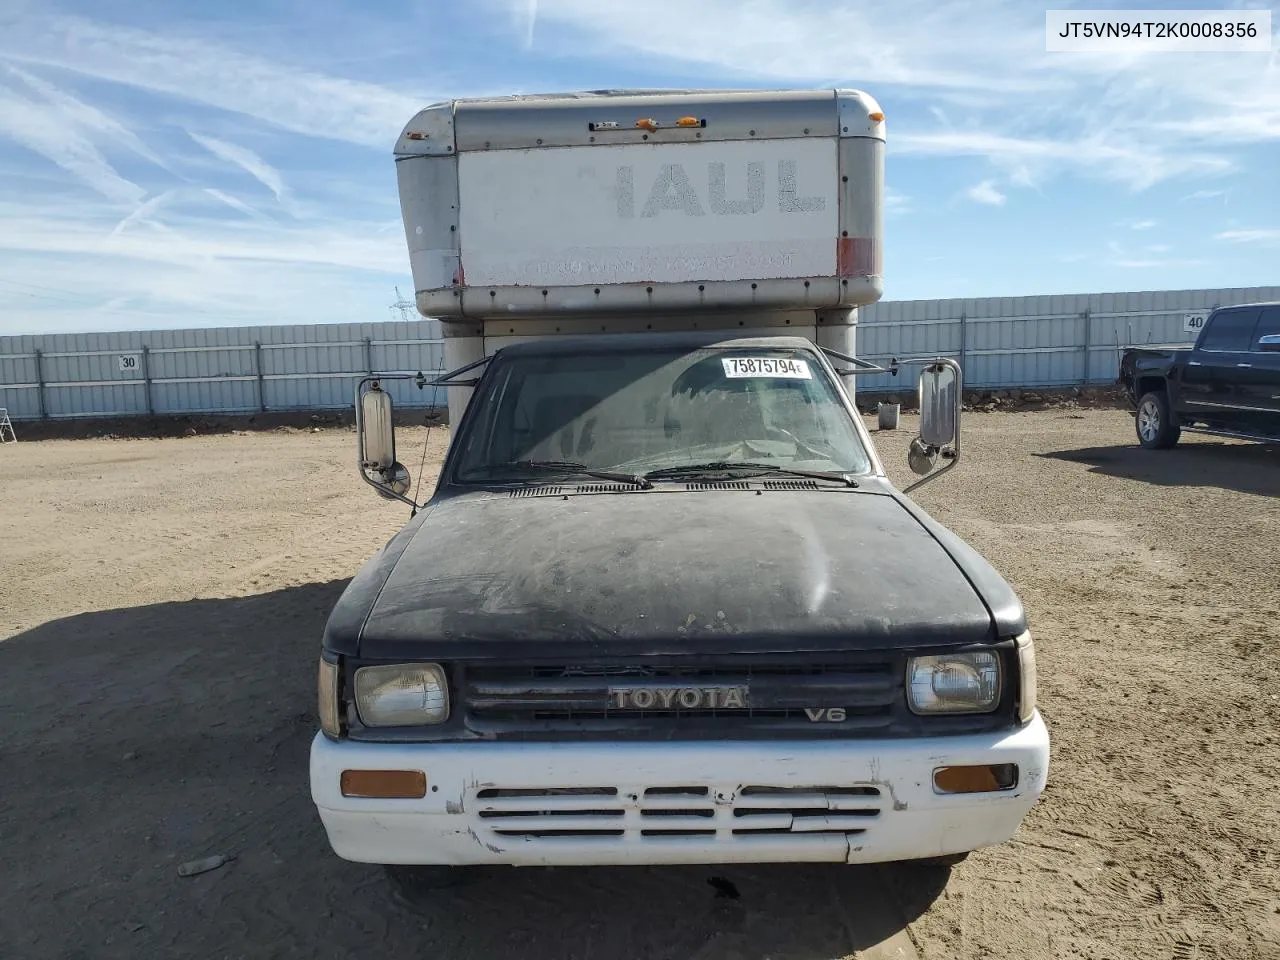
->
1120, 301, 1280, 449
308, 88, 1049, 878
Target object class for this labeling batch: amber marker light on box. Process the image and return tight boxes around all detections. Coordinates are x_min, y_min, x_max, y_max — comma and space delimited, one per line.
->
340, 770, 427, 799
932, 763, 1018, 795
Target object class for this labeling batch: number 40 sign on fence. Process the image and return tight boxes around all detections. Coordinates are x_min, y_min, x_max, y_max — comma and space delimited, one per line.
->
1182, 312, 1208, 334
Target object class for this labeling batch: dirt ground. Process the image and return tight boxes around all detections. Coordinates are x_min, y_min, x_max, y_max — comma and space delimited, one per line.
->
2, 411, 1277, 960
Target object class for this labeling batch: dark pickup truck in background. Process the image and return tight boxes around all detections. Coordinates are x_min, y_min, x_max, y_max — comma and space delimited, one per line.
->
1119, 301, 1280, 449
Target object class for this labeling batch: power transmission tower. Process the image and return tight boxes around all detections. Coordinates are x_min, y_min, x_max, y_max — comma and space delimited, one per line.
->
389, 285, 416, 323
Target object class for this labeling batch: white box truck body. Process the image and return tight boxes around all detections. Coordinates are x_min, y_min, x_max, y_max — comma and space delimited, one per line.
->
393, 88, 885, 425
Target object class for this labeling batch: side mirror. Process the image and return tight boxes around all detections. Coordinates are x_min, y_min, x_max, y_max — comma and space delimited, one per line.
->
1259, 335, 1280, 352
893, 356, 962, 493
908, 437, 938, 475
358, 382, 413, 500
918, 362, 958, 448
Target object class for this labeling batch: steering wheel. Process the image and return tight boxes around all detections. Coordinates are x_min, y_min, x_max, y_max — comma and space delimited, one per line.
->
764, 424, 841, 460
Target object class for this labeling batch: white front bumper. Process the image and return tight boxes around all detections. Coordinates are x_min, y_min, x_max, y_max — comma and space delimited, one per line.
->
310, 713, 1049, 867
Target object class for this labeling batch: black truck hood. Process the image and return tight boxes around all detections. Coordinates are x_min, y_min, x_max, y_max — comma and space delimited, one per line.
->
334, 490, 1024, 661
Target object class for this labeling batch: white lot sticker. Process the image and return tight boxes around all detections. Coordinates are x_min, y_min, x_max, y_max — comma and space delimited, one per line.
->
722, 357, 811, 379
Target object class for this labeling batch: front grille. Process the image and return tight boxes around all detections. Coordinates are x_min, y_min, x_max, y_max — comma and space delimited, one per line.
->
475, 784, 882, 841
461, 658, 901, 738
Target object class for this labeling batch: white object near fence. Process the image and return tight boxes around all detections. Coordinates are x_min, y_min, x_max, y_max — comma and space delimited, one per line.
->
877, 402, 900, 430
0, 408, 15, 443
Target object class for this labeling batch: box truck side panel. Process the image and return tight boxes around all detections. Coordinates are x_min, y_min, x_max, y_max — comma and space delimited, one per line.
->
396, 156, 460, 293
456, 138, 839, 288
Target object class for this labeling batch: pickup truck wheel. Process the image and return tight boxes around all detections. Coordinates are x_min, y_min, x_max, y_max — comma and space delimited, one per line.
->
1135, 391, 1180, 449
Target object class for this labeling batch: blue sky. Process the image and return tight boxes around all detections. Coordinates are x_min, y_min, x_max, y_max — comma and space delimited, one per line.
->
0, 0, 1276, 335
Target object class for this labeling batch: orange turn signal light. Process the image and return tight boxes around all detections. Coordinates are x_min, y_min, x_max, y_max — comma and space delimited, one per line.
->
933, 764, 1018, 794
869, 111, 885, 122
635, 118, 659, 132
675, 116, 701, 127
340, 769, 427, 799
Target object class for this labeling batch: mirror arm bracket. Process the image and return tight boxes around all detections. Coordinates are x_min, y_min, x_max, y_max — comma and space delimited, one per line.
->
427, 354, 493, 387
819, 347, 897, 376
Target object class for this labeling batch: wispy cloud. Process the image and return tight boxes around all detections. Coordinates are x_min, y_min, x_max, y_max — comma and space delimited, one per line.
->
188, 132, 286, 203
520, 0, 539, 49
966, 179, 1006, 206
1105, 236, 1203, 269
0, 191, 408, 332
1183, 189, 1228, 202
885, 186, 911, 214
506, 0, 1058, 93
0, 15, 424, 148
1215, 228, 1280, 245
0, 67, 146, 203
203, 188, 260, 219
2, 200, 404, 274
5, 63, 168, 170
1121, 219, 1157, 231
110, 190, 176, 237
893, 130, 1232, 191
1114, 258, 1205, 269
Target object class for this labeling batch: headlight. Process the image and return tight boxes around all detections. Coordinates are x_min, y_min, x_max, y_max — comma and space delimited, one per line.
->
354, 663, 450, 727
907, 651, 1001, 714
317, 656, 341, 737
1015, 631, 1037, 724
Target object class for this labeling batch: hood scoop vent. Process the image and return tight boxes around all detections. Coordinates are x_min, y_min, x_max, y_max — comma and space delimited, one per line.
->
685, 481, 752, 491
763, 480, 820, 491
508, 486, 565, 498
575, 483, 648, 494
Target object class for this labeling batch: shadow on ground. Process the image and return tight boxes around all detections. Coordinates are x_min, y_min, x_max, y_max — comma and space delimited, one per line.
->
1, 583, 947, 960
1040, 439, 1280, 498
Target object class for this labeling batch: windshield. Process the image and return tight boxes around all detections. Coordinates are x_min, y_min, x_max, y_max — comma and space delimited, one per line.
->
451, 343, 874, 483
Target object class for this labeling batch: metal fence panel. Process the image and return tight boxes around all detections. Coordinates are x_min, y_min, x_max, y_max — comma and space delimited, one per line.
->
264, 343, 366, 376
0, 383, 41, 419
149, 347, 256, 380
265, 375, 357, 411
43, 382, 147, 418
151, 379, 258, 415
4, 287, 1280, 419
0, 353, 36, 386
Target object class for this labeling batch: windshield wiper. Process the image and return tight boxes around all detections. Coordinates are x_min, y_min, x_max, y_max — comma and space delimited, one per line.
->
643, 462, 858, 488
476, 460, 653, 488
